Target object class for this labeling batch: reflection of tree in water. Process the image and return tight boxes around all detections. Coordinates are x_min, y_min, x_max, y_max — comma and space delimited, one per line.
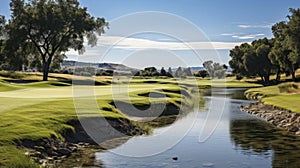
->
230, 119, 300, 168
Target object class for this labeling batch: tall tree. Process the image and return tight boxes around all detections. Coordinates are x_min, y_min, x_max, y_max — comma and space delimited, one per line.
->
203, 60, 226, 79
167, 67, 173, 77
0, 15, 6, 63
284, 8, 300, 81
230, 38, 274, 85
269, 22, 292, 81
253, 38, 274, 84
175, 67, 183, 78
229, 43, 251, 78
6, 0, 107, 80
160, 67, 167, 76
184, 67, 193, 76
203, 60, 214, 78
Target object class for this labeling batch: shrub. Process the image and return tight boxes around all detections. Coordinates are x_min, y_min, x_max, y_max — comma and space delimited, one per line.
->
278, 83, 298, 93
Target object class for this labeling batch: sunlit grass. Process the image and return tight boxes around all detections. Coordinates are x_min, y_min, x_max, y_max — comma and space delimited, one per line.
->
262, 94, 300, 112
0, 71, 259, 166
246, 82, 300, 112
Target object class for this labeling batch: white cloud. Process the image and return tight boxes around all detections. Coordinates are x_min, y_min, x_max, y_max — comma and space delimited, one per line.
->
96, 35, 242, 50
220, 33, 234, 36
238, 24, 272, 29
232, 33, 265, 40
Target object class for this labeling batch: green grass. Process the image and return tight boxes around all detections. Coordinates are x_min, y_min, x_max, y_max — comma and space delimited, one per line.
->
246, 82, 300, 113
262, 94, 300, 112
0, 76, 196, 166
0, 71, 259, 166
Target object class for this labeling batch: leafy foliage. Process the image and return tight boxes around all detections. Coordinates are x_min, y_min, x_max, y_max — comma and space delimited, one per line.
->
203, 60, 227, 79
4, 0, 107, 80
229, 8, 300, 84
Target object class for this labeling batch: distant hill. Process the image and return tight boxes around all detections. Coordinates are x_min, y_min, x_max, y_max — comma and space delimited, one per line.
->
190, 67, 206, 72
61, 61, 232, 73
61, 60, 138, 72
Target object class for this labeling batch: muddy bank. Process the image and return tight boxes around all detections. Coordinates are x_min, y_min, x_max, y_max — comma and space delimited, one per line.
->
241, 102, 300, 135
17, 117, 147, 167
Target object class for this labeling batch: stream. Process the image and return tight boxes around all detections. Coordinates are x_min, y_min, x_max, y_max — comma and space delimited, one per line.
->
91, 88, 300, 168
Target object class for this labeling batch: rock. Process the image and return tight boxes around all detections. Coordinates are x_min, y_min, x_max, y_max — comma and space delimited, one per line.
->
288, 126, 299, 133
172, 157, 178, 160
69, 146, 78, 152
57, 148, 71, 156
39, 159, 47, 164
52, 146, 58, 151
46, 148, 57, 156
283, 123, 293, 128
32, 151, 43, 158
266, 115, 274, 121
78, 142, 85, 146
24, 151, 30, 156
54, 160, 62, 164
34, 146, 45, 151
46, 157, 53, 161
202, 162, 214, 167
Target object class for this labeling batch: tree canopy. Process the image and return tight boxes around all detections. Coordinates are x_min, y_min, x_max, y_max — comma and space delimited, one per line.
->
203, 60, 227, 79
229, 8, 300, 85
3, 0, 107, 80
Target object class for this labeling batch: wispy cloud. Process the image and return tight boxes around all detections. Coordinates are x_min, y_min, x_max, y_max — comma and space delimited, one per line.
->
238, 24, 272, 29
96, 36, 242, 50
232, 33, 265, 40
220, 33, 234, 36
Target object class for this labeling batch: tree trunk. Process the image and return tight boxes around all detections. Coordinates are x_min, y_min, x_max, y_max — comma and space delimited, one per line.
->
276, 67, 281, 82
42, 61, 50, 81
260, 76, 265, 83
264, 75, 270, 86
291, 65, 296, 82
292, 71, 296, 82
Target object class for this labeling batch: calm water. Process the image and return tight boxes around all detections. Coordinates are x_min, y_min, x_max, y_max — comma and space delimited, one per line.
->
95, 88, 300, 168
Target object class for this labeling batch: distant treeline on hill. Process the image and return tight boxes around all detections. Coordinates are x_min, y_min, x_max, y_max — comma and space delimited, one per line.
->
0, 58, 229, 78
60, 60, 229, 79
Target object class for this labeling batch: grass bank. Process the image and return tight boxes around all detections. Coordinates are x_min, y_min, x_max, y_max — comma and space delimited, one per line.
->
0, 71, 259, 167
0, 72, 199, 167
245, 82, 300, 112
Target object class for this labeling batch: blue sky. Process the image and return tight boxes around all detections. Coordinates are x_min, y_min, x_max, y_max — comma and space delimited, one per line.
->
1, 0, 300, 68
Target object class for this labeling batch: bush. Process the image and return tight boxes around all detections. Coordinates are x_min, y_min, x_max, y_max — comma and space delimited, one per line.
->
79, 71, 92, 77
236, 75, 243, 80
278, 83, 298, 93
62, 70, 69, 74
53, 69, 60, 73
195, 70, 208, 78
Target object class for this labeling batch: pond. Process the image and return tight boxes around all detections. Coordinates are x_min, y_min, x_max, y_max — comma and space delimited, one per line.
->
94, 88, 300, 168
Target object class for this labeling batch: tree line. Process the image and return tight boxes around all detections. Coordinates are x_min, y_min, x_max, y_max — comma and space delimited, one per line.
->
133, 67, 193, 78
133, 61, 227, 79
229, 8, 300, 85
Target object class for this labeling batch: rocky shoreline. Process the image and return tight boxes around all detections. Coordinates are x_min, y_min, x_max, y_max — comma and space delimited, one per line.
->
241, 102, 300, 135
18, 117, 147, 167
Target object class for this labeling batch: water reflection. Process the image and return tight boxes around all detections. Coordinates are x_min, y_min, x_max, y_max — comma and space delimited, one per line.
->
88, 88, 300, 168
230, 119, 300, 168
